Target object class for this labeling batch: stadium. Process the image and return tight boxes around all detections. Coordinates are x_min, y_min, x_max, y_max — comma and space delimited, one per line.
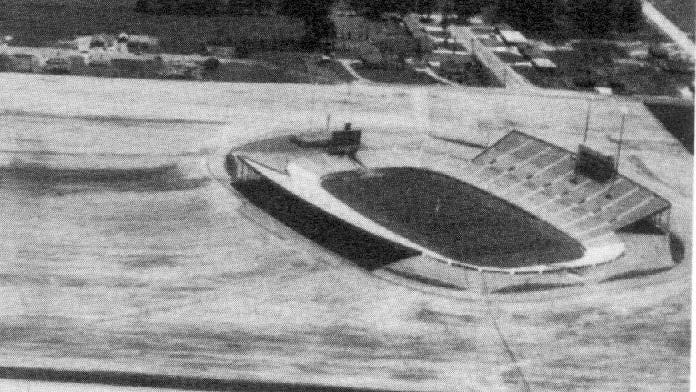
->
221, 124, 674, 293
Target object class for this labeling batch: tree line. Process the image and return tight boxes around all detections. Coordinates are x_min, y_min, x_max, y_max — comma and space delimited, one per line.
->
135, 0, 336, 49
134, 0, 279, 15
495, 0, 643, 35
349, 0, 643, 36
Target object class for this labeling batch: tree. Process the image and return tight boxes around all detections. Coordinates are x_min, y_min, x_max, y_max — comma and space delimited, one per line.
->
415, 0, 437, 16
349, 0, 415, 19
279, 0, 332, 18
611, 0, 643, 32
135, 0, 223, 15
176, 0, 223, 15
302, 13, 337, 49
451, 0, 487, 21
570, 0, 614, 35
495, 0, 560, 31
278, 0, 336, 50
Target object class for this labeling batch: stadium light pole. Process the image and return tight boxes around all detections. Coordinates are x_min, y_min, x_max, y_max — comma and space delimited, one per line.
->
582, 100, 591, 144
615, 109, 627, 172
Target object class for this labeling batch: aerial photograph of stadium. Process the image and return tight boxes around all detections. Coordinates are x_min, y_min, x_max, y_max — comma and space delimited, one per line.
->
0, 0, 692, 391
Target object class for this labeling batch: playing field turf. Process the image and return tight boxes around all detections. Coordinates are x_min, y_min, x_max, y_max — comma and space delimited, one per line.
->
322, 167, 585, 268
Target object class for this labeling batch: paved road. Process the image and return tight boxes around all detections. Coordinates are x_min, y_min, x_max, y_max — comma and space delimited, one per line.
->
642, 0, 695, 61
447, 25, 534, 89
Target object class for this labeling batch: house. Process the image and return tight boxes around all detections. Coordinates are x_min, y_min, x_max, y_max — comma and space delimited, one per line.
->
530, 57, 556, 69
72, 34, 159, 55
520, 45, 556, 69
438, 56, 476, 75
495, 23, 527, 46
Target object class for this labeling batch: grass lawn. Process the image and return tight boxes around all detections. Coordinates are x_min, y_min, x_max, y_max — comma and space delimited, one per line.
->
353, 64, 439, 84
0, 0, 304, 54
318, 59, 357, 82
250, 52, 354, 83
19, 53, 353, 84
436, 60, 503, 87
494, 51, 525, 63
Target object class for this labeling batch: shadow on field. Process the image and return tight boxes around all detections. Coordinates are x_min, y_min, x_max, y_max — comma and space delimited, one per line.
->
0, 367, 396, 392
645, 102, 694, 154
601, 266, 674, 283
232, 178, 418, 271
0, 161, 208, 195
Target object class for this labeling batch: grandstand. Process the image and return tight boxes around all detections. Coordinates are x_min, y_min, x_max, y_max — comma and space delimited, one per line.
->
226, 128, 672, 289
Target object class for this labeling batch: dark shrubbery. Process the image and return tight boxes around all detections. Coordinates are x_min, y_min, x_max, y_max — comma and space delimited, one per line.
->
278, 0, 336, 50
568, 0, 643, 35
494, 0, 562, 32
135, 0, 224, 15
135, 0, 336, 51
0, 54, 11, 71
495, 0, 643, 36
349, 0, 642, 36
135, 0, 281, 15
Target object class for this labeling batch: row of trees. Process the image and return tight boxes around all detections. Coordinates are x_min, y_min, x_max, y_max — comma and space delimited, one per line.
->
135, 0, 336, 50
134, 0, 280, 15
496, 0, 642, 35
348, 0, 643, 36
277, 0, 336, 49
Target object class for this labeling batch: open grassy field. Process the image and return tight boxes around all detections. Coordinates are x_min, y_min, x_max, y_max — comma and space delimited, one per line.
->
353, 65, 440, 84
0, 73, 689, 391
0, 0, 304, 54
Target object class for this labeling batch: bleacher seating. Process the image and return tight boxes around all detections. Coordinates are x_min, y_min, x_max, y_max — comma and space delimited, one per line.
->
364, 130, 672, 260
463, 131, 671, 256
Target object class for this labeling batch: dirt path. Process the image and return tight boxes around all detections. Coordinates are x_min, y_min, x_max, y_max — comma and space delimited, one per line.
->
337, 59, 370, 83
414, 67, 458, 86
